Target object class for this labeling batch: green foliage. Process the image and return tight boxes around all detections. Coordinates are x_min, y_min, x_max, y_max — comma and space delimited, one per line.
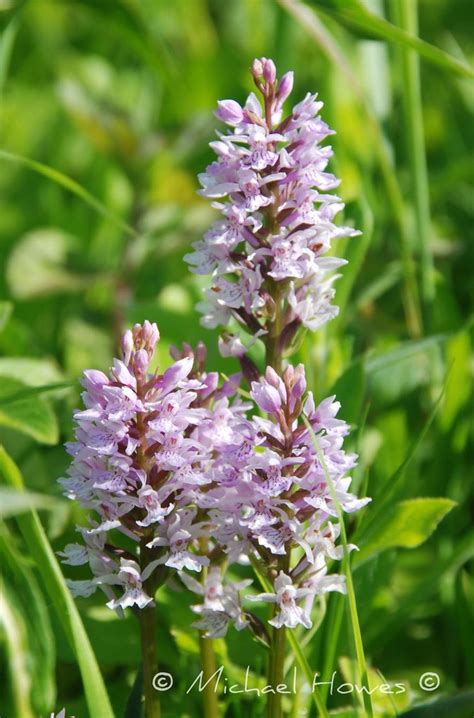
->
0, 486, 61, 517
0, 522, 56, 714
0, 378, 59, 444
398, 690, 474, 718
356, 497, 456, 564
0, 0, 472, 715
0, 447, 115, 718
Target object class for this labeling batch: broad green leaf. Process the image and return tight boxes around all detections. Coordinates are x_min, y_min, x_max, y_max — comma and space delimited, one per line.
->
0, 447, 115, 718
0, 357, 64, 386
171, 627, 200, 655
0, 523, 56, 713
356, 498, 455, 564
309, 0, 474, 79
6, 228, 86, 298
360, 533, 474, 649
0, 301, 13, 332
0, 487, 61, 518
0, 381, 74, 405
63, 318, 112, 376
0, 377, 59, 444
398, 690, 474, 718
0, 150, 137, 238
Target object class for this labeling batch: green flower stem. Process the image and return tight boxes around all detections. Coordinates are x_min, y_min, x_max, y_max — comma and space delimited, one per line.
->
197, 538, 220, 718
267, 621, 287, 718
138, 605, 161, 718
265, 280, 284, 375
139, 538, 161, 718
198, 634, 220, 718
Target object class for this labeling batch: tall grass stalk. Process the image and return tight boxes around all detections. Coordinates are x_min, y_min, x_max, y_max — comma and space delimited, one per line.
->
0, 447, 116, 718
391, 0, 435, 306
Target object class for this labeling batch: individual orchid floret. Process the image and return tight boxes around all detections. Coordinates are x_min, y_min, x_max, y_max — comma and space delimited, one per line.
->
99, 559, 156, 611
181, 567, 252, 638
248, 572, 312, 629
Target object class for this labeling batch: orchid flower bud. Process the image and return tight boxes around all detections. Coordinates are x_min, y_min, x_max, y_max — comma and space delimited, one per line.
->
251, 58, 264, 80
121, 329, 134, 365
265, 365, 287, 402
262, 58, 276, 85
277, 71, 294, 106
251, 375, 282, 415
215, 99, 244, 125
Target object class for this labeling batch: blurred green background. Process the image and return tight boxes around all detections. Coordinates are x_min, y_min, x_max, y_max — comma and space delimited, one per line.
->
0, 1, 473, 717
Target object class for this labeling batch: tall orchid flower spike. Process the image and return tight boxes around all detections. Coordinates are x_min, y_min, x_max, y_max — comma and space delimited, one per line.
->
186, 56, 360, 374
59, 322, 218, 611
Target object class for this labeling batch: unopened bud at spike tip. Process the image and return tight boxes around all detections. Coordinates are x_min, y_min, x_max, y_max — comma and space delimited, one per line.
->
262, 58, 276, 85
277, 71, 294, 106
251, 58, 264, 79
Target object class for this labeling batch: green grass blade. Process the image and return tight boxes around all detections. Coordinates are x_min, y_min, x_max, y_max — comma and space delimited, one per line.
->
0, 149, 138, 238
0, 446, 116, 718
311, 0, 474, 79
0, 584, 35, 718
391, 0, 435, 305
0, 17, 18, 99
0, 522, 56, 713
302, 416, 374, 718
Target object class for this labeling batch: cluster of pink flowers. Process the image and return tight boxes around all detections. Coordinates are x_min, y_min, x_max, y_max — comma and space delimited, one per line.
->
61, 59, 370, 640
188, 363, 369, 635
186, 56, 359, 357
59, 322, 225, 611
60, 325, 368, 632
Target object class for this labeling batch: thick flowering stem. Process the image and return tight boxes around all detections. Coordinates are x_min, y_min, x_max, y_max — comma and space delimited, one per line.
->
267, 622, 287, 718
198, 634, 220, 718
265, 280, 284, 374
138, 540, 161, 718
197, 538, 220, 718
